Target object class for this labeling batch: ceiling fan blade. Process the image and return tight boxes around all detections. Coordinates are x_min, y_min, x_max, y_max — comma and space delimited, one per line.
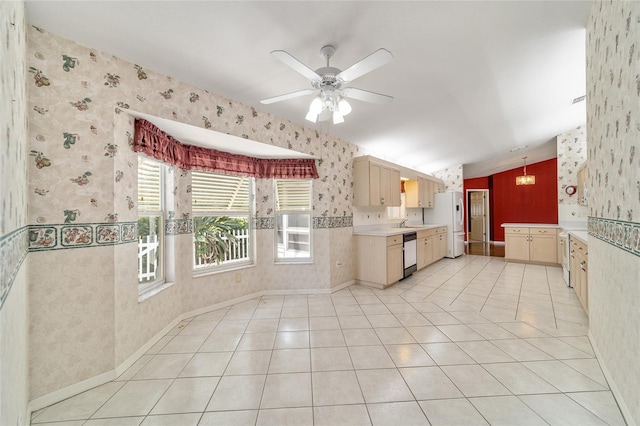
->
260, 89, 316, 105
342, 87, 394, 105
336, 48, 393, 83
271, 50, 322, 82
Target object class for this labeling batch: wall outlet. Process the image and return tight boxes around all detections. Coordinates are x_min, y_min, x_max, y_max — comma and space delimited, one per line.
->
235, 273, 242, 283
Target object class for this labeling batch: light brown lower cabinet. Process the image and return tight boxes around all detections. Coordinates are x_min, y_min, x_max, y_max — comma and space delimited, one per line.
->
354, 234, 403, 289
570, 237, 589, 313
355, 227, 447, 289
504, 226, 558, 264
417, 227, 447, 269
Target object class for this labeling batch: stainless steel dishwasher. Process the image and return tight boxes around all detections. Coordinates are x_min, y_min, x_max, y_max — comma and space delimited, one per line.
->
403, 232, 417, 278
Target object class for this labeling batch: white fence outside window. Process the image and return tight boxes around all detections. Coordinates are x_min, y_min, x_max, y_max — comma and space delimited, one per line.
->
138, 234, 159, 282
194, 227, 250, 267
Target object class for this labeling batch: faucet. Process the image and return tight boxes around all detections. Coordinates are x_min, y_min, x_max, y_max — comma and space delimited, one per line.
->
399, 219, 408, 228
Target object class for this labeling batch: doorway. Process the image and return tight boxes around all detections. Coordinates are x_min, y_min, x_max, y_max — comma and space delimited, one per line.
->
465, 189, 502, 257
467, 189, 490, 243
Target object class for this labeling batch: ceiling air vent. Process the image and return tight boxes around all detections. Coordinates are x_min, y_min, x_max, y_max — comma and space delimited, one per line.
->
571, 95, 586, 104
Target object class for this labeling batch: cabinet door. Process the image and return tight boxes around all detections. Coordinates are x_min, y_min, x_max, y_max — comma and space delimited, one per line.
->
579, 258, 588, 313
505, 234, 530, 261
424, 237, 435, 267
530, 235, 557, 264
404, 179, 422, 208
369, 162, 382, 206
423, 179, 435, 208
389, 168, 401, 206
386, 243, 404, 284
436, 233, 447, 259
417, 237, 426, 270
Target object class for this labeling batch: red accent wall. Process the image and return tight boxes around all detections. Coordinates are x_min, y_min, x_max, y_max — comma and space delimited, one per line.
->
463, 158, 558, 242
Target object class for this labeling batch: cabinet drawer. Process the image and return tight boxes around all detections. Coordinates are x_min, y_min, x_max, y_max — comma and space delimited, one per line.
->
530, 227, 557, 235
505, 227, 528, 234
436, 227, 447, 234
419, 229, 436, 238
387, 235, 402, 246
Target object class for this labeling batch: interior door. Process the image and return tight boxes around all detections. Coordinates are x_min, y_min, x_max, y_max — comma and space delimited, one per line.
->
470, 191, 485, 242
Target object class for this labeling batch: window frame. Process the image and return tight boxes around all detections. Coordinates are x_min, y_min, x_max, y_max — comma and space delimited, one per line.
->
137, 155, 166, 296
274, 179, 313, 264
191, 171, 255, 275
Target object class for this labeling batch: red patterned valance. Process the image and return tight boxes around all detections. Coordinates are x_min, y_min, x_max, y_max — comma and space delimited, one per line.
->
133, 118, 318, 179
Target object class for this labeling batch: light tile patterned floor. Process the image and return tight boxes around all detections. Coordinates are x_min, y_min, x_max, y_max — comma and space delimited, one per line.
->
31, 255, 628, 425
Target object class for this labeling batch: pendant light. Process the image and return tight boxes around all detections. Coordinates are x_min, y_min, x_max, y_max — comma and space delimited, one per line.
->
515, 156, 535, 185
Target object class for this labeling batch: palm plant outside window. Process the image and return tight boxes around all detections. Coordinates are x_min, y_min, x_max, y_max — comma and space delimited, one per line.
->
192, 171, 253, 271
275, 179, 312, 261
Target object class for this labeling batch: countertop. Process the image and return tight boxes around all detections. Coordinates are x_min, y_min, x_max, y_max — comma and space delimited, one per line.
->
500, 222, 589, 244
353, 224, 446, 237
501, 223, 562, 228
568, 230, 589, 244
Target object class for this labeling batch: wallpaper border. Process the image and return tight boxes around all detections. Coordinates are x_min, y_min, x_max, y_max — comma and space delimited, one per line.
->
0, 226, 29, 310
25, 215, 354, 252
28, 222, 138, 252
588, 216, 640, 257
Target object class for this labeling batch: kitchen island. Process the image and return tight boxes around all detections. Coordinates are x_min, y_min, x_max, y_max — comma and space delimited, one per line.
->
501, 223, 562, 265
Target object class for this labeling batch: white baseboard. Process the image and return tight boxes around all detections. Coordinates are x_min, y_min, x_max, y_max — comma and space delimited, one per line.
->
588, 331, 635, 426
331, 279, 355, 292
29, 370, 116, 413
28, 283, 355, 415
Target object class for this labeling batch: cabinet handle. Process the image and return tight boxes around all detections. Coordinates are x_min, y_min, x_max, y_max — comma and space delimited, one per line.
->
539, 230, 547, 233
513, 229, 520, 232
381, 198, 385, 205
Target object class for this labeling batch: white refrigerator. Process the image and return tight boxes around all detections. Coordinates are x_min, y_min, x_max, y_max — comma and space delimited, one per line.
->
423, 191, 465, 258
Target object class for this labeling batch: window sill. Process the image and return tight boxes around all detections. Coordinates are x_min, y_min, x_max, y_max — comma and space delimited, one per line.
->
138, 280, 175, 303
274, 259, 314, 265
192, 261, 255, 278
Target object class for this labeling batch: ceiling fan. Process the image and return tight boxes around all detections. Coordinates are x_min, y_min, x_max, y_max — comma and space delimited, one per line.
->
260, 45, 393, 124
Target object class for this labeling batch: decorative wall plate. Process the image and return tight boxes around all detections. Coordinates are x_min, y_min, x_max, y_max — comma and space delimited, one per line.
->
565, 185, 577, 196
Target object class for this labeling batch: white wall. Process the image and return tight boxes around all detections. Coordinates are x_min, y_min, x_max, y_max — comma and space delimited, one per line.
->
0, 1, 30, 425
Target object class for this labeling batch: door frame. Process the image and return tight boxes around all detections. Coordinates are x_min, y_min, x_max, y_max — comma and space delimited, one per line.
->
465, 189, 491, 243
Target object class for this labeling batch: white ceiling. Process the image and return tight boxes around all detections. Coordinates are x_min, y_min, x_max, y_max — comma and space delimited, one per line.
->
25, 1, 591, 178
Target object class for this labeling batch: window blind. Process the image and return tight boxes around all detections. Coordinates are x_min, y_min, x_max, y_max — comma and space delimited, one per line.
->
276, 179, 312, 211
138, 156, 162, 211
192, 171, 250, 212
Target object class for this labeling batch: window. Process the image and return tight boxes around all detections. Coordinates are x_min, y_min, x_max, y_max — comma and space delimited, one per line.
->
275, 179, 312, 262
192, 171, 253, 272
137, 156, 164, 292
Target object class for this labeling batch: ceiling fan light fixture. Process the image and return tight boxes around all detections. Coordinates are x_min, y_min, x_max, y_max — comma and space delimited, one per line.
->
305, 110, 318, 123
309, 96, 323, 114
332, 111, 344, 124
338, 98, 352, 116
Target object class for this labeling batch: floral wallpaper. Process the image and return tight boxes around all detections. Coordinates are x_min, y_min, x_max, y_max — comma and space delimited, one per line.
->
0, 1, 28, 310
557, 125, 587, 205
433, 164, 463, 193
587, 2, 639, 226
586, 1, 640, 424
0, 2, 30, 425
26, 25, 359, 400
557, 126, 588, 222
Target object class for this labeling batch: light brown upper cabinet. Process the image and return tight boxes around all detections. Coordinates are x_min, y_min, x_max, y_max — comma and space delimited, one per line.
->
353, 156, 401, 207
405, 176, 443, 208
